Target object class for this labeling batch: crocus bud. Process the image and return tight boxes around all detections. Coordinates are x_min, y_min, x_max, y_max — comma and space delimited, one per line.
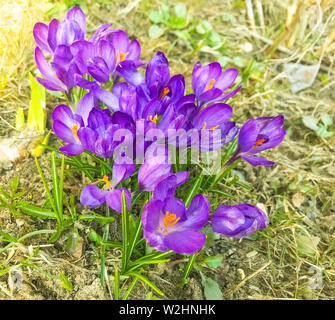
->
210, 204, 267, 238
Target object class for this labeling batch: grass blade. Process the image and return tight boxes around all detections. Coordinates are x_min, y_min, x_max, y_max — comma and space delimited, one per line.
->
180, 253, 198, 288
114, 268, 120, 300
183, 173, 203, 207
126, 272, 164, 296
121, 190, 129, 274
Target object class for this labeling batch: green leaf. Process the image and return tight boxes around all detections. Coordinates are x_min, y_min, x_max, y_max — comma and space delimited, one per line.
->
0, 186, 10, 199
27, 73, 46, 134
114, 268, 120, 300
88, 228, 102, 244
15, 107, 25, 132
59, 272, 73, 292
121, 190, 129, 273
201, 273, 222, 300
196, 21, 212, 34
316, 126, 333, 138
9, 177, 19, 194
51, 152, 63, 224
127, 272, 164, 296
303, 116, 319, 131
174, 3, 186, 17
20, 205, 57, 219
169, 16, 187, 29
208, 31, 221, 47
180, 253, 198, 288
149, 11, 163, 24
184, 174, 203, 207
204, 255, 223, 268
149, 25, 164, 39
321, 114, 332, 127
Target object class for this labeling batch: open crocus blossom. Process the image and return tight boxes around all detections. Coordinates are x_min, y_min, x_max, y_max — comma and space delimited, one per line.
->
52, 104, 85, 156
142, 195, 210, 254
226, 115, 286, 167
192, 61, 241, 107
33, 6, 86, 55
80, 158, 135, 212
210, 204, 267, 238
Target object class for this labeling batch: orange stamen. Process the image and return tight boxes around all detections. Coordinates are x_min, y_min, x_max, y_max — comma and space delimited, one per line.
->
72, 124, 79, 140
252, 138, 266, 148
163, 211, 180, 229
159, 87, 170, 99
204, 79, 215, 92
98, 176, 112, 189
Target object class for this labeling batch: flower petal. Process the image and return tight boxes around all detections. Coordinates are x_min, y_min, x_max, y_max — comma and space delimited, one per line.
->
164, 230, 206, 254
105, 188, 131, 213
80, 184, 106, 208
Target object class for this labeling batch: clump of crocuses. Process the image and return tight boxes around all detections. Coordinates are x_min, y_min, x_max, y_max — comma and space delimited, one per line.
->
33, 6, 286, 258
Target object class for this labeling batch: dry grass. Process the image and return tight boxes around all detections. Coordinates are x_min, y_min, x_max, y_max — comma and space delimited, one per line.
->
0, 0, 335, 300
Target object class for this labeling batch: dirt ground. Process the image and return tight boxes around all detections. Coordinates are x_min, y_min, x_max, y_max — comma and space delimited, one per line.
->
0, 0, 334, 300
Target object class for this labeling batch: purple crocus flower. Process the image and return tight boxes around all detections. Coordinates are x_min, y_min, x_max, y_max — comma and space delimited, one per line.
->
90, 28, 145, 68
52, 104, 85, 156
33, 7, 86, 93
136, 52, 185, 114
210, 204, 268, 238
227, 115, 286, 167
173, 101, 238, 151
35, 47, 74, 92
71, 39, 116, 83
80, 159, 135, 212
78, 108, 124, 158
192, 61, 241, 107
141, 195, 210, 254
33, 6, 86, 55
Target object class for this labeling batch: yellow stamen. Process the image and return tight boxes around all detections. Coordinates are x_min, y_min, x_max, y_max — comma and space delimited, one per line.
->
163, 211, 180, 229
98, 176, 112, 190
201, 122, 220, 131
71, 124, 79, 140
204, 78, 215, 92
159, 87, 170, 99
252, 138, 266, 149
147, 114, 158, 125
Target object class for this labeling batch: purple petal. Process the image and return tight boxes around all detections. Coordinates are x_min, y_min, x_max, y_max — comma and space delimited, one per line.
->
93, 88, 119, 111
33, 23, 52, 54
47, 19, 60, 52
116, 61, 145, 86
66, 6, 86, 37
105, 188, 131, 213
241, 155, 275, 167
80, 184, 106, 208
76, 91, 96, 126
194, 103, 233, 130
59, 143, 84, 156
112, 160, 135, 187
238, 119, 260, 152
153, 171, 189, 201
35, 76, 65, 92
127, 38, 141, 62
110, 30, 129, 56
77, 127, 98, 153
215, 68, 238, 91
53, 120, 78, 144
98, 40, 116, 72
182, 195, 209, 230
142, 200, 163, 232
164, 230, 206, 254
